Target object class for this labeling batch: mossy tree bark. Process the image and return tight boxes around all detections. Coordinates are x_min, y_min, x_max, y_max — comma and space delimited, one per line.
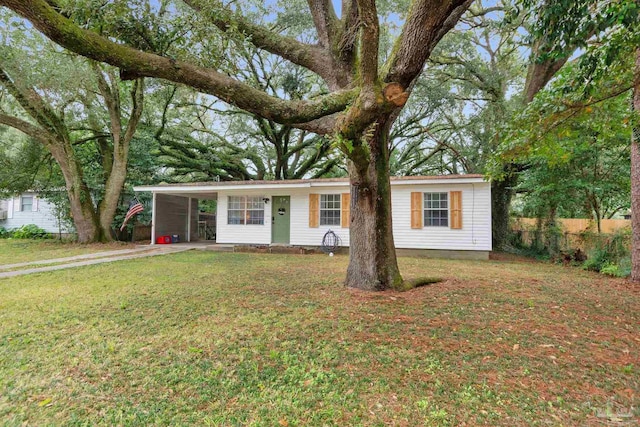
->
345, 118, 402, 290
48, 144, 104, 243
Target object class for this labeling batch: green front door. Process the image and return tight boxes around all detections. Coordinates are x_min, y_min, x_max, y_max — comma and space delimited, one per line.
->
271, 196, 290, 244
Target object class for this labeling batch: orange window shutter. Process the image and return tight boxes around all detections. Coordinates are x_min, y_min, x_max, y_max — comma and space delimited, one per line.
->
341, 193, 351, 228
410, 192, 423, 229
309, 194, 319, 228
450, 191, 462, 229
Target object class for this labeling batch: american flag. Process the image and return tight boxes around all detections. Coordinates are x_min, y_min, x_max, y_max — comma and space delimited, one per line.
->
120, 198, 144, 231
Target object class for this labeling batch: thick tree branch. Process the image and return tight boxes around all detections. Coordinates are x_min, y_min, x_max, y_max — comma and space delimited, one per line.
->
523, 52, 569, 103
1, 0, 356, 127
0, 112, 53, 145
356, 0, 379, 87
92, 63, 122, 145
306, 0, 340, 49
71, 133, 112, 146
466, 5, 505, 18
293, 113, 340, 134
154, 85, 178, 142
384, 0, 473, 88
183, 0, 335, 82
338, 0, 359, 64
296, 149, 337, 179
0, 66, 68, 139
287, 135, 322, 157
523, 22, 597, 103
121, 78, 144, 149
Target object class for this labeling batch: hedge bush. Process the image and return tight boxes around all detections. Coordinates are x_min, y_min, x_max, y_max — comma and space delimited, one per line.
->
11, 224, 50, 239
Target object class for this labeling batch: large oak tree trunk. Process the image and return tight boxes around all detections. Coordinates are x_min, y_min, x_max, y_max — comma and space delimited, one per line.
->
67, 183, 103, 243
50, 145, 103, 243
345, 118, 403, 291
631, 48, 640, 283
94, 74, 143, 241
98, 153, 128, 239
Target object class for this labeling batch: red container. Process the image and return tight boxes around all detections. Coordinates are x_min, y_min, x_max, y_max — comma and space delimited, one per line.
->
156, 235, 172, 244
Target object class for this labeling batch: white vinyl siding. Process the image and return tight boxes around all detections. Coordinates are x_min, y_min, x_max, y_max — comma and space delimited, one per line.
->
216, 191, 270, 244
0, 193, 72, 233
217, 188, 351, 246
289, 188, 350, 247
392, 183, 491, 251
319, 194, 341, 226
424, 192, 448, 227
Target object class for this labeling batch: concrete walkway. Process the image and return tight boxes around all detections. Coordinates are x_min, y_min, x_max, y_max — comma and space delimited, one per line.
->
0, 246, 192, 279
0, 246, 159, 271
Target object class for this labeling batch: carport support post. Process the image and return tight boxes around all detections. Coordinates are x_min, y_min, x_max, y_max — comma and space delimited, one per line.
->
151, 192, 156, 245
187, 197, 191, 243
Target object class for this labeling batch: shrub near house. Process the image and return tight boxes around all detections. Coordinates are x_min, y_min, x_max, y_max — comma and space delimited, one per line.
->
10, 224, 50, 239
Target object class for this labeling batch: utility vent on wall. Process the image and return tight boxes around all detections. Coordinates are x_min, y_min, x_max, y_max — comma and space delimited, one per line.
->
0, 211, 6, 220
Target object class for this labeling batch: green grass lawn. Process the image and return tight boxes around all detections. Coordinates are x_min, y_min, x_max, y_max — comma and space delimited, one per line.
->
0, 251, 638, 426
0, 239, 136, 265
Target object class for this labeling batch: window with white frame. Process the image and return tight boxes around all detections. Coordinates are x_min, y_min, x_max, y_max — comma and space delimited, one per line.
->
320, 194, 341, 226
21, 195, 33, 212
227, 196, 264, 225
424, 192, 448, 227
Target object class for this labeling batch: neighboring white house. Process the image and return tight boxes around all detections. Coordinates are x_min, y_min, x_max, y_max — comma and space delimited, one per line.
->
134, 175, 492, 258
0, 192, 70, 234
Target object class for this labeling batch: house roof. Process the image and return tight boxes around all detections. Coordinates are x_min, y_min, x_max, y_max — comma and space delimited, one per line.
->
134, 174, 487, 196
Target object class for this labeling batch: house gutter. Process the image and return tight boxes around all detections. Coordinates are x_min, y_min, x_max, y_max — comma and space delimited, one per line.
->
133, 177, 487, 194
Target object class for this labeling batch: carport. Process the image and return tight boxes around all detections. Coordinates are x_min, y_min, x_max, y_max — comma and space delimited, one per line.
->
134, 184, 219, 245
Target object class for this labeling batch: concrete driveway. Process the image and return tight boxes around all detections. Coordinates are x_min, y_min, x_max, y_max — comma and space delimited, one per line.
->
0, 245, 193, 279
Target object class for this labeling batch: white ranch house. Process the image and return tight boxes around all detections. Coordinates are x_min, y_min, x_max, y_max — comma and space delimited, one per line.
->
134, 175, 491, 259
